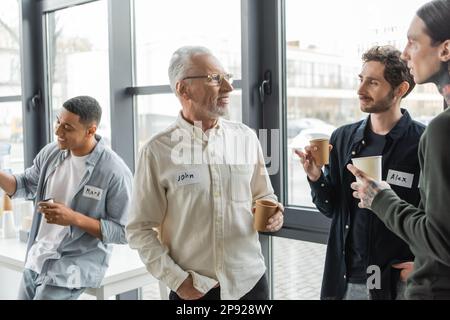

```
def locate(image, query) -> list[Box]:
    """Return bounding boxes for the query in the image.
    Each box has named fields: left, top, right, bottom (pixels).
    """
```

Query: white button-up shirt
left=126, top=113, right=277, bottom=299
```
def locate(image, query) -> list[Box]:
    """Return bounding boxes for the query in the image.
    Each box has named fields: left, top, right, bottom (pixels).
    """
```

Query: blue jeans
left=17, top=268, right=85, bottom=300
left=343, top=281, right=407, bottom=300
left=343, top=283, right=370, bottom=300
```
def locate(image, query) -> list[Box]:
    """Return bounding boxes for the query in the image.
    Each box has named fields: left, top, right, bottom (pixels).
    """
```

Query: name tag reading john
left=387, top=169, right=414, bottom=188
left=176, top=169, right=200, bottom=186
left=83, top=185, right=103, bottom=200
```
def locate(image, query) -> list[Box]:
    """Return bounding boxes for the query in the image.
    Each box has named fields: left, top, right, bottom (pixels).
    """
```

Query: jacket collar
left=353, top=108, right=412, bottom=143
left=59, top=134, right=105, bottom=168
left=85, top=134, right=105, bottom=166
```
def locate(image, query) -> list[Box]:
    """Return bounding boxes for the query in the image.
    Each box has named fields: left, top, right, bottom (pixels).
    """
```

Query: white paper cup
left=21, top=216, right=33, bottom=231
left=352, top=155, right=382, bottom=182
left=2, top=211, right=16, bottom=238
left=22, top=201, right=34, bottom=217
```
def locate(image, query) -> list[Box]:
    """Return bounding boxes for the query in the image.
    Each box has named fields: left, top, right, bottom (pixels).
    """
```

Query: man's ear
left=176, top=81, right=189, bottom=99
left=87, top=124, right=97, bottom=137
left=395, top=81, right=410, bottom=98
left=439, top=39, right=450, bottom=62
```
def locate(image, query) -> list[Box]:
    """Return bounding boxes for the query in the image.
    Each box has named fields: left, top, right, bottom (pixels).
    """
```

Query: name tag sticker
left=386, top=169, right=414, bottom=188
left=176, top=169, right=200, bottom=186
left=82, top=185, right=103, bottom=200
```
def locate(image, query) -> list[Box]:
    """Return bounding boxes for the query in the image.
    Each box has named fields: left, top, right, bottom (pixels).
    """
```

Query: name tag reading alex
left=82, top=185, right=103, bottom=200
left=176, top=169, right=200, bottom=186
left=386, top=169, right=414, bottom=188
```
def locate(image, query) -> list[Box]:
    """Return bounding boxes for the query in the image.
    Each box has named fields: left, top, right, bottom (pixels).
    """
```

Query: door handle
left=259, top=70, right=272, bottom=104
left=28, top=90, right=42, bottom=111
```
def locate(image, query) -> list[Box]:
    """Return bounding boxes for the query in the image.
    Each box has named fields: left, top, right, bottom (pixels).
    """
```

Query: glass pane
left=47, top=0, right=111, bottom=145
left=273, top=237, right=326, bottom=300
left=0, top=101, right=24, bottom=173
left=134, top=0, right=241, bottom=86
left=136, top=91, right=242, bottom=151
left=0, top=0, right=21, bottom=96
left=285, top=0, right=443, bottom=207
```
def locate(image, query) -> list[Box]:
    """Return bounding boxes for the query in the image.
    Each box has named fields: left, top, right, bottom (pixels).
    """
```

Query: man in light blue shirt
left=0, top=96, right=132, bottom=300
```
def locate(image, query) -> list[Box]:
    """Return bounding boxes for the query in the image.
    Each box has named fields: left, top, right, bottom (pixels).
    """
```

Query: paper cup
left=309, top=138, right=330, bottom=166
left=254, top=199, right=278, bottom=232
left=21, top=216, right=33, bottom=231
left=3, top=194, right=12, bottom=211
left=352, top=155, right=382, bottom=182
left=22, top=201, right=34, bottom=217
left=2, top=211, right=16, bottom=238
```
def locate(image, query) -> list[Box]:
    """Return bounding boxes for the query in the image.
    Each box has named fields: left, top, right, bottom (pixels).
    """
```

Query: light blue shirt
left=12, top=135, right=133, bottom=288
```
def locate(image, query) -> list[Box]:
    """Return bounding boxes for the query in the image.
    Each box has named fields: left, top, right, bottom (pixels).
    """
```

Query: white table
left=0, top=237, right=168, bottom=300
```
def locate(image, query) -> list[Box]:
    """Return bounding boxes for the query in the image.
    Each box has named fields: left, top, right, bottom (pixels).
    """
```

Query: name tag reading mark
left=83, top=185, right=103, bottom=200
left=176, top=170, right=200, bottom=186
left=386, top=169, right=414, bottom=188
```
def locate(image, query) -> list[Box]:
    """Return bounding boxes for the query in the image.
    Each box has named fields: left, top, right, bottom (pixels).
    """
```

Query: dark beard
left=361, top=89, right=395, bottom=114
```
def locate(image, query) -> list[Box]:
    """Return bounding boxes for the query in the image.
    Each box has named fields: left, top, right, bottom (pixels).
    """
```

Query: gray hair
left=168, top=46, right=213, bottom=96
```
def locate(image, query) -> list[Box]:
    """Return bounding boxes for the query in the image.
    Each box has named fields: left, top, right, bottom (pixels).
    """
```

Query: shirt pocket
left=73, top=193, right=103, bottom=219
left=230, top=164, right=253, bottom=203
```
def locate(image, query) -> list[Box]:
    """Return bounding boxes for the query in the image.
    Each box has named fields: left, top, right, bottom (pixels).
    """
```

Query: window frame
left=255, top=0, right=331, bottom=245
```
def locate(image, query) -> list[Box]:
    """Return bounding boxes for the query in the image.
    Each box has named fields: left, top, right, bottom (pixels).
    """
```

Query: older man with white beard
left=126, top=46, right=284, bottom=300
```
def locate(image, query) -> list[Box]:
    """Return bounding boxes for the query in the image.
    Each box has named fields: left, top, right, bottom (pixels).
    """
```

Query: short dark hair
left=362, top=45, right=415, bottom=98
left=62, top=96, right=102, bottom=126
left=417, top=0, right=450, bottom=46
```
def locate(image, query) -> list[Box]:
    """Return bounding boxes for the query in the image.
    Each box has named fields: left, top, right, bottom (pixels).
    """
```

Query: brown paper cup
left=254, top=199, right=278, bottom=232
left=309, top=138, right=330, bottom=166
left=3, top=194, right=13, bottom=211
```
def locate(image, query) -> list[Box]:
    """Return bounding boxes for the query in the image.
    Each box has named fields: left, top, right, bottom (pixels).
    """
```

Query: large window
left=0, top=0, right=23, bottom=173
left=284, top=0, right=443, bottom=207
left=0, top=0, right=21, bottom=96
left=46, top=0, right=111, bottom=144
left=0, top=102, right=24, bottom=173
left=134, top=0, right=241, bottom=86
left=133, top=0, right=242, bottom=148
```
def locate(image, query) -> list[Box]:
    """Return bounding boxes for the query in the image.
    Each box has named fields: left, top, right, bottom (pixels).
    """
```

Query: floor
left=273, top=237, right=326, bottom=300
left=140, top=237, right=327, bottom=300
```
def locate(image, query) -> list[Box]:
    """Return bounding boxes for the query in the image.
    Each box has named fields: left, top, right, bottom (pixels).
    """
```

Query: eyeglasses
left=182, top=73, right=233, bottom=86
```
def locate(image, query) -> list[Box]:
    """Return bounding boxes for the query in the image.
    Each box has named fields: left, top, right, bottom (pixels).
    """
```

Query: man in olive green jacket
left=347, top=0, right=450, bottom=299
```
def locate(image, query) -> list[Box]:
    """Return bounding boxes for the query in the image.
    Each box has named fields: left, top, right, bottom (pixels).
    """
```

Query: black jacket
left=308, top=109, right=425, bottom=299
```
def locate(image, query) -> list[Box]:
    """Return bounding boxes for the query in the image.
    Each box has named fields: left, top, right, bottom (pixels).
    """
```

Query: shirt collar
left=85, top=135, right=105, bottom=166
left=176, top=112, right=223, bottom=141
left=60, top=134, right=105, bottom=167
left=354, top=108, right=412, bottom=142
